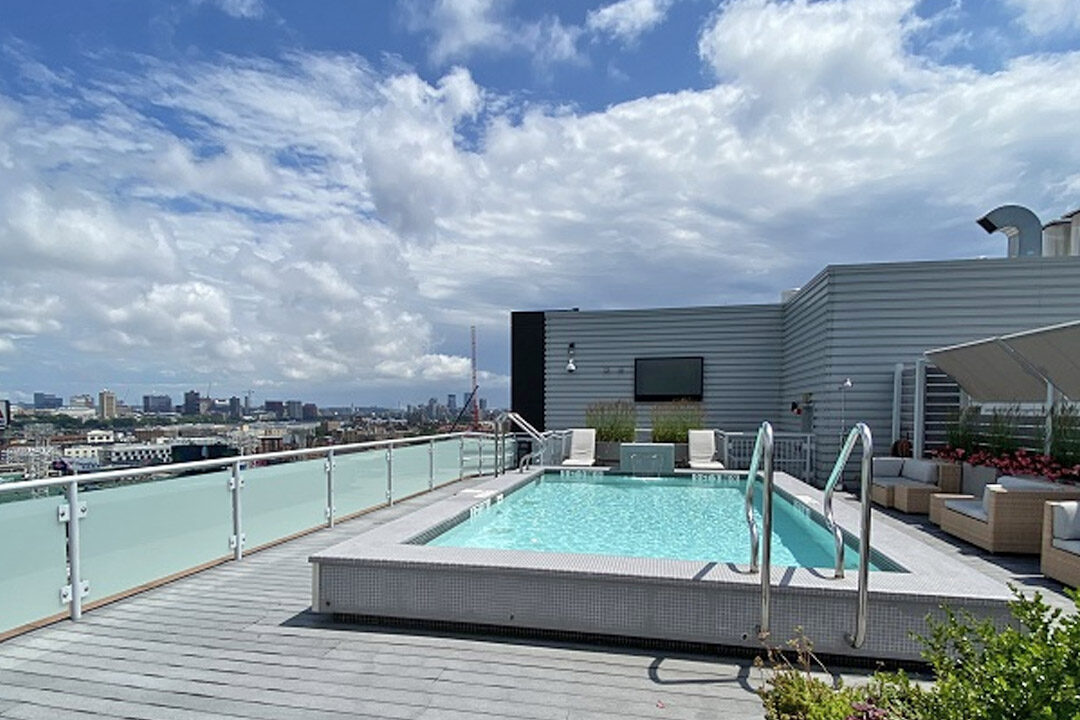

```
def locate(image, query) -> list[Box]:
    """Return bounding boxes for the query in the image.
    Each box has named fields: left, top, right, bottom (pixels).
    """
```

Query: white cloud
left=2, top=5, right=1080, bottom=404
left=1005, top=0, right=1080, bottom=36
left=698, top=0, right=929, bottom=101
left=586, top=0, right=674, bottom=42
left=404, top=0, right=584, bottom=69
left=197, top=0, right=265, bottom=19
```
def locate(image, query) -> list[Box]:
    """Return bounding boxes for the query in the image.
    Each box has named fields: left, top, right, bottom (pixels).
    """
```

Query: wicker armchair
left=938, top=477, right=1080, bottom=554
left=1041, top=501, right=1080, bottom=588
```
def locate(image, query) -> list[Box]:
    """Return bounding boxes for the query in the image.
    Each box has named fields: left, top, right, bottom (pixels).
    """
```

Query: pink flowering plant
left=933, top=446, right=1080, bottom=483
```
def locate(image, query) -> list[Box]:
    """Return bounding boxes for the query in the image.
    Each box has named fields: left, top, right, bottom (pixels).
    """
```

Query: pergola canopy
left=925, top=320, right=1080, bottom=403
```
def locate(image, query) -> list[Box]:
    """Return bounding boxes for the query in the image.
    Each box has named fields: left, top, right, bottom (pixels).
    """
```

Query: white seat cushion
left=1051, top=538, right=1080, bottom=555
left=872, top=457, right=904, bottom=478
left=945, top=498, right=988, bottom=522
left=997, top=475, right=1055, bottom=490
left=901, top=458, right=938, bottom=485
left=1052, top=501, right=1080, bottom=541
left=689, top=460, right=725, bottom=470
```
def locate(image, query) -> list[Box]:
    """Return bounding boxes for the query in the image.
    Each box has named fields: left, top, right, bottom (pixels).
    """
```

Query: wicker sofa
left=937, top=476, right=1080, bottom=554
left=870, top=457, right=961, bottom=513
left=1042, top=500, right=1080, bottom=588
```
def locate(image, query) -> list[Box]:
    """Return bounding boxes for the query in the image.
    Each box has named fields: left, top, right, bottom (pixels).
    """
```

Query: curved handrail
left=821, top=422, right=873, bottom=648
left=741, top=421, right=774, bottom=638
left=742, top=423, right=768, bottom=573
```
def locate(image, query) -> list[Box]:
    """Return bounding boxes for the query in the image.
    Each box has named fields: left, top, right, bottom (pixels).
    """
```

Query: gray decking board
left=0, top=476, right=768, bottom=720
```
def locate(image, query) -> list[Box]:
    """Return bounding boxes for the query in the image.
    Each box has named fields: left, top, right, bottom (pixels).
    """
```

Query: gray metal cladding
left=538, top=255, right=1080, bottom=483
left=544, top=305, right=784, bottom=431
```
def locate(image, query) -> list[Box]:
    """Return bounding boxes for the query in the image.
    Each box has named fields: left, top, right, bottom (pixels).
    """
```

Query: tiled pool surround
left=310, top=468, right=1014, bottom=661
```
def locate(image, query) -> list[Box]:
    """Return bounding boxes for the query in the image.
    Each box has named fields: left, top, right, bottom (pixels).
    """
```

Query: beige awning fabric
left=925, top=320, right=1080, bottom=403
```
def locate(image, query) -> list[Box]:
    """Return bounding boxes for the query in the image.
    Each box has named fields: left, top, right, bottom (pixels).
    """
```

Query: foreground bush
left=759, top=588, right=1080, bottom=720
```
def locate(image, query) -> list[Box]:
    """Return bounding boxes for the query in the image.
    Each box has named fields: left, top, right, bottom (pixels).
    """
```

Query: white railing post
left=386, top=443, right=394, bottom=506
left=230, top=460, right=244, bottom=561
left=64, top=479, right=86, bottom=621
left=428, top=439, right=435, bottom=490
left=913, top=358, right=927, bottom=458
left=325, top=448, right=335, bottom=528
left=459, top=437, right=464, bottom=479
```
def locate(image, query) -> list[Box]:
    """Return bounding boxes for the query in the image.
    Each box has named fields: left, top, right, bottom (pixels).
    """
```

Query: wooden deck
left=0, top=478, right=769, bottom=719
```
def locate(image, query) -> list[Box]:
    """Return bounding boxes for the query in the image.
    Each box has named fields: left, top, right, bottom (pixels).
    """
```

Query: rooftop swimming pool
left=424, top=471, right=899, bottom=571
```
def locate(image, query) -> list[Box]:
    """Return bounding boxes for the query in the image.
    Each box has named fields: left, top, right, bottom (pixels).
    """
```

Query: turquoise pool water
left=427, top=473, right=897, bottom=570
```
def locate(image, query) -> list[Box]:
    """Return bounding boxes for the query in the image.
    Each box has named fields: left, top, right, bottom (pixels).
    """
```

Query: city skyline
left=1, top=1, right=1079, bottom=406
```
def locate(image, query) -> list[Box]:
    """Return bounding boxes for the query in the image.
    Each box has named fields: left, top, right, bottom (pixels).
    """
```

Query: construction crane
left=470, top=325, right=480, bottom=430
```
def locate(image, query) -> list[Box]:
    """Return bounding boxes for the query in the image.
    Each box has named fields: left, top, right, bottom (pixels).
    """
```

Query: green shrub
left=584, top=400, right=636, bottom=442
left=757, top=588, right=1080, bottom=720
left=650, top=400, right=703, bottom=442
left=984, top=406, right=1021, bottom=456
left=1049, top=401, right=1080, bottom=468
left=945, top=405, right=980, bottom=454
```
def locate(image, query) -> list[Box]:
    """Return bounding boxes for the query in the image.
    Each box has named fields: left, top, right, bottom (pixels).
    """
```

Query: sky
left=0, top=0, right=1078, bottom=409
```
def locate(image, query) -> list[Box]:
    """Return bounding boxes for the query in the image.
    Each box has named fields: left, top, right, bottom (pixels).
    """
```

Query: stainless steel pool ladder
left=497, top=412, right=549, bottom=473
left=742, top=420, right=774, bottom=638
left=822, top=422, right=873, bottom=648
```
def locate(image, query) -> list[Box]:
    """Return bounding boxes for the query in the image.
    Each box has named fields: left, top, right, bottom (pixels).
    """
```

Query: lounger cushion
left=946, top=498, right=988, bottom=522
left=1052, top=502, right=1080, bottom=541
left=873, top=457, right=904, bottom=478
left=997, top=475, right=1054, bottom=490
left=689, top=460, right=725, bottom=470
left=901, top=458, right=938, bottom=485
left=1051, top=538, right=1080, bottom=555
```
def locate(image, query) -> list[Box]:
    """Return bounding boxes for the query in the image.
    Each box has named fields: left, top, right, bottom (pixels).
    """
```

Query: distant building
left=143, top=394, right=173, bottom=414
left=301, top=403, right=318, bottom=421
left=447, top=394, right=457, bottom=411
left=63, top=445, right=102, bottom=462
left=87, top=430, right=115, bottom=444
left=479, top=398, right=488, bottom=411
left=228, top=396, right=242, bottom=419
left=69, top=394, right=94, bottom=408
left=105, top=444, right=171, bottom=466
left=33, top=392, right=63, bottom=410
left=265, top=400, right=284, bottom=419
left=182, top=390, right=200, bottom=416
left=285, top=400, right=303, bottom=420
left=98, top=390, right=117, bottom=420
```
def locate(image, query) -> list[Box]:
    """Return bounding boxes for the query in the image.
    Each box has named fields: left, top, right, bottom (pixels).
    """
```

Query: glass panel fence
left=242, top=458, right=326, bottom=549
left=390, top=442, right=431, bottom=501
left=80, top=470, right=233, bottom=604
left=0, top=494, right=70, bottom=636
left=433, top=438, right=462, bottom=487
left=335, top=447, right=389, bottom=517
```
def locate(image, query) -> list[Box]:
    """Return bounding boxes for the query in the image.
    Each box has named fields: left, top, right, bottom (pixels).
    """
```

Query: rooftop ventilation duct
left=976, top=204, right=1043, bottom=257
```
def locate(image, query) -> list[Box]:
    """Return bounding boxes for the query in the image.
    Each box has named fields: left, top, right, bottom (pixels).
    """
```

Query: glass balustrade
left=242, top=458, right=327, bottom=549
left=389, top=442, right=431, bottom=501
left=0, top=494, right=70, bottom=636
left=335, top=447, right=389, bottom=517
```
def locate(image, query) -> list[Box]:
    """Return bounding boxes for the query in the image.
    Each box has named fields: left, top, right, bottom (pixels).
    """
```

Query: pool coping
left=309, top=467, right=1014, bottom=661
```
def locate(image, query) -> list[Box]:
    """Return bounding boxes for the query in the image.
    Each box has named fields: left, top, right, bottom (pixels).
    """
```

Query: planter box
left=962, top=462, right=1001, bottom=496
left=595, top=441, right=622, bottom=466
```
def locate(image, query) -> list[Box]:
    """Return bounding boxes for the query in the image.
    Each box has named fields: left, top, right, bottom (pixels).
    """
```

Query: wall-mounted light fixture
left=839, top=377, right=853, bottom=430
left=566, top=343, right=576, bottom=373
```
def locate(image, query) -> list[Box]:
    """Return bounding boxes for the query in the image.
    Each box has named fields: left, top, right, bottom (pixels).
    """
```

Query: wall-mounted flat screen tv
left=634, top=356, right=704, bottom=401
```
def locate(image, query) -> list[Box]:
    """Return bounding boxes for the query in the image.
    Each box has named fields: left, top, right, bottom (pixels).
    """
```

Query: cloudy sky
left=0, top=0, right=1078, bottom=409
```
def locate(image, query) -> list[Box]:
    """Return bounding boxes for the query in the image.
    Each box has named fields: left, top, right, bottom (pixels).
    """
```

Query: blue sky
left=0, top=0, right=1078, bottom=408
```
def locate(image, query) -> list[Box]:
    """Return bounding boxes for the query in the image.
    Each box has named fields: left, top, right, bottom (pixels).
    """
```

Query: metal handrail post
left=386, top=444, right=394, bottom=506
left=759, top=422, right=774, bottom=638
left=743, top=428, right=764, bottom=574
left=823, top=427, right=862, bottom=579
left=477, top=437, right=483, bottom=476
left=852, top=424, right=873, bottom=649
left=230, top=460, right=243, bottom=561
left=325, top=448, right=335, bottom=528
left=459, top=437, right=464, bottom=479
left=66, top=480, right=83, bottom=621
left=428, top=439, right=435, bottom=490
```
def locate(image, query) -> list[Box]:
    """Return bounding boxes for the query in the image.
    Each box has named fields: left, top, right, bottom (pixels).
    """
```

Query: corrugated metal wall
left=537, top=255, right=1080, bottom=484
left=544, top=305, right=784, bottom=431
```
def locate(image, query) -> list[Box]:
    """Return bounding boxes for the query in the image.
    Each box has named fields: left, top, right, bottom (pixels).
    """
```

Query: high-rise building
left=285, top=400, right=303, bottom=420
left=69, top=394, right=94, bottom=408
left=302, top=403, right=318, bottom=421
left=33, top=392, right=63, bottom=410
left=143, top=394, right=173, bottom=413
left=479, top=398, right=488, bottom=411
left=98, top=390, right=117, bottom=420
left=182, top=390, right=200, bottom=416
left=228, top=396, right=242, bottom=419
left=447, top=394, right=457, bottom=411
left=264, top=400, right=284, bottom=419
